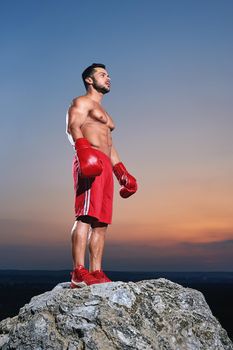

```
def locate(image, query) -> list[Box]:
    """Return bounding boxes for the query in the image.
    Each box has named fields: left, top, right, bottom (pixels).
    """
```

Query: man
left=66, top=63, right=137, bottom=288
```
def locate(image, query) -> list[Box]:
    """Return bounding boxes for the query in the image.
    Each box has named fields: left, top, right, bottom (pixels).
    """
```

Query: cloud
left=103, top=239, right=233, bottom=271
left=0, top=218, right=232, bottom=270
left=180, top=239, right=233, bottom=250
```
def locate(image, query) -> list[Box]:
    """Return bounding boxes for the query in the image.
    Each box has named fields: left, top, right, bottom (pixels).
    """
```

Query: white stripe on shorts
left=84, top=178, right=91, bottom=215
left=75, top=154, right=91, bottom=216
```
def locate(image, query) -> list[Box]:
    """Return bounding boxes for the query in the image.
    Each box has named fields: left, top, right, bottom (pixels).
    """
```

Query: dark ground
left=0, top=270, right=232, bottom=341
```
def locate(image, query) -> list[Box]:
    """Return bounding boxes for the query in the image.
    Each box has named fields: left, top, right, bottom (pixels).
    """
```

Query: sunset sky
left=0, top=0, right=233, bottom=270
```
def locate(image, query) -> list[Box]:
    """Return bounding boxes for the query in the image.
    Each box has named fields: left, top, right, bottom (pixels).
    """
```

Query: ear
left=85, top=76, right=93, bottom=85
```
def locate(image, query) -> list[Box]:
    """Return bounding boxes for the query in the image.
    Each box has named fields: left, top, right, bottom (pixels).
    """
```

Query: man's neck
left=85, top=90, right=103, bottom=104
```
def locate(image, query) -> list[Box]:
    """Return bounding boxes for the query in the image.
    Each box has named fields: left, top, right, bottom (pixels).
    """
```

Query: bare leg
left=71, top=217, right=92, bottom=268
left=88, top=222, right=108, bottom=272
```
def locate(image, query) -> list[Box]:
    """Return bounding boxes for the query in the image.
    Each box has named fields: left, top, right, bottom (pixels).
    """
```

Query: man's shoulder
left=71, top=95, right=92, bottom=108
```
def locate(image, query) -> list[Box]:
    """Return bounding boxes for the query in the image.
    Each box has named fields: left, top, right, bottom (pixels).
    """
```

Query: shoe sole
left=70, top=279, right=87, bottom=289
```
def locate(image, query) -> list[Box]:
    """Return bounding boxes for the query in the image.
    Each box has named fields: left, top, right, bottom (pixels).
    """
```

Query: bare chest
left=86, top=106, right=115, bottom=131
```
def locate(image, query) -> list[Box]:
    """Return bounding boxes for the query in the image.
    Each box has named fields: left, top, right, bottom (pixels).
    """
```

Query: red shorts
left=72, top=149, right=114, bottom=224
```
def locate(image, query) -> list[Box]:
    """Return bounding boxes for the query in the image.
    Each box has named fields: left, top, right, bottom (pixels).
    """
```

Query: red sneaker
left=90, top=269, right=112, bottom=283
left=70, top=265, right=101, bottom=289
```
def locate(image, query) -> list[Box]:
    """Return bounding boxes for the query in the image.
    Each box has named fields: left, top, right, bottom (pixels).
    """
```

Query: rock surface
left=0, top=278, right=232, bottom=350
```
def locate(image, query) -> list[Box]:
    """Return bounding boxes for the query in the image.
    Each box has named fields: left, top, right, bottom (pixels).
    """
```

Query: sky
left=0, top=0, right=233, bottom=271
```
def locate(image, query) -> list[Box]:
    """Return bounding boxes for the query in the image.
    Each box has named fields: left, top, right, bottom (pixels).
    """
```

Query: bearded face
left=91, top=76, right=110, bottom=94
left=89, top=68, right=111, bottom=94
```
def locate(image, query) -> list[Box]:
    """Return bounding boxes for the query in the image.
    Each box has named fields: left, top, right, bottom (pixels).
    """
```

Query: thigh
left=77, top=215, right=98, bottom=225
left=91, top=221, right=108, bottom=229
left=71, top=217, right=91, bottom=238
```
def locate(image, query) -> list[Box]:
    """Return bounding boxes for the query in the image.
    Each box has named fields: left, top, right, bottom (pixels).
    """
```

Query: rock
left=0, top=278, right=232, bottom=349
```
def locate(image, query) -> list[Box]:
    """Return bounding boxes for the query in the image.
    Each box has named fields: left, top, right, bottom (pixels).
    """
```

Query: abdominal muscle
left=81, top=122, right=112, bottom=158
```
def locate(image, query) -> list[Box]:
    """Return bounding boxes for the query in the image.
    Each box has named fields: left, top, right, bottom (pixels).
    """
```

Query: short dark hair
left=82, top=63, right=106, bottom=90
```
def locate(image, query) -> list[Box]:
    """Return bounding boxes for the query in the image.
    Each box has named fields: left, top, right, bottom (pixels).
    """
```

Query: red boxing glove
left=75, top=138, right=103, bottom=178
left=113, top=162, right=137, bottom=198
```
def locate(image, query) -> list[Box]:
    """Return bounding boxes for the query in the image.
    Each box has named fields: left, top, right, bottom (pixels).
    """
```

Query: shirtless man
left=66, top=63, right=137, bottom=288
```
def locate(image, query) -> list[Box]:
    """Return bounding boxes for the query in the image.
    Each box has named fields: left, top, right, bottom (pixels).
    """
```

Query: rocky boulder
left=0, top=278, right=232, bottom=349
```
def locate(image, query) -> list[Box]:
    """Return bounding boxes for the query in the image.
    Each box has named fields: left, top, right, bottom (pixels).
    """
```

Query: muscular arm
left=110, top=144, right=121, bottom=166
left=67, top=97, right=103, bottom=178
left=67, top=97, right=89, bottom=143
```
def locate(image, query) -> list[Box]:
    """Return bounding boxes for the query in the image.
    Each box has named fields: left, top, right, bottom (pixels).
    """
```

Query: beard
left=92, top=78, right=110, bottom=94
